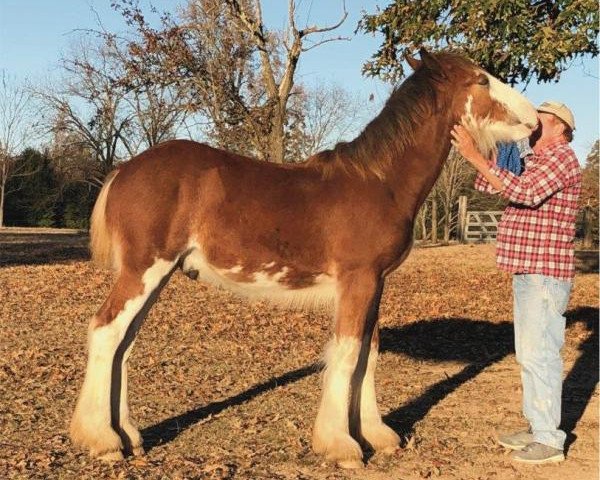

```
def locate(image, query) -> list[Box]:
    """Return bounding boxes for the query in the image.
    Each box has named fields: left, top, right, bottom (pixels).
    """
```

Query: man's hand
left=451, top=124, right=505, bottom=192
left=450, top=125, right=487, bottom=169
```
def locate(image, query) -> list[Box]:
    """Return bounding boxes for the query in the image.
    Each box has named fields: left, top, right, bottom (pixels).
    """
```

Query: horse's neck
left=384, top=110, right=454, bottom=217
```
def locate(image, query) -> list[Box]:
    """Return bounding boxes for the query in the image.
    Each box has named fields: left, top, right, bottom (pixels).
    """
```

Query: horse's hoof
left=98, top=450, right=124, bottom=462
left=132, top=446, right=145, bottom=457
left=380, top=445, right=400, bottom=455
left=337, top=459, right=364, bottom=469
left=362, top=421, right=401, bottom=453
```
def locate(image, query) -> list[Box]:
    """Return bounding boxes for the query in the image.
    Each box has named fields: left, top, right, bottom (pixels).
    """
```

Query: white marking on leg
left=119, top=340, right=143, bottom=454
left=313, top=336, right=363, bottom=462
left=70, top=322, right=124, bottom=456
left=360, top=348, right=380, bottom=425
left=71, top=258, right=175, bottom=457
left=359, top=349, right=400, bottom=452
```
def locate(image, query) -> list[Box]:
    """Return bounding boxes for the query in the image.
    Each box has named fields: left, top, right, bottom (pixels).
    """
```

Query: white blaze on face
left=461, top=73, right=538, bottom=155
left=485, top=72, right=538, bottom=141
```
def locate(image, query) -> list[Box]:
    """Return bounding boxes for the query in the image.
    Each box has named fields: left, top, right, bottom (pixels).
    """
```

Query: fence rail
left=462, top=210, right=503, bottom=242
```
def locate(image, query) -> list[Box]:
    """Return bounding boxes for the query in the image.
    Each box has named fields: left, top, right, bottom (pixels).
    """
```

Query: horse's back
left=104, top=140, right=228, bottom=266
left=102, top=139, right=327, bottom=270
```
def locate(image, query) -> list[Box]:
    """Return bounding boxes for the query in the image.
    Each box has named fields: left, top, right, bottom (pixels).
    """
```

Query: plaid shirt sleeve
left=474, top=156, right=500, bottom=194
left=490, top=148, right=576, bottom=207
left=474, top=172, right=499, bottom=194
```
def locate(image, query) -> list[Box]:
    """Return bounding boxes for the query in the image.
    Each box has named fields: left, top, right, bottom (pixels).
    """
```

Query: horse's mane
left=313, top=53, right=472, bottom=180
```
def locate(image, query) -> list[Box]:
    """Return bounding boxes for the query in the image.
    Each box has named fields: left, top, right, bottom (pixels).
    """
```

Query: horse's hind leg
left=70, top=258, right=176, bottom=460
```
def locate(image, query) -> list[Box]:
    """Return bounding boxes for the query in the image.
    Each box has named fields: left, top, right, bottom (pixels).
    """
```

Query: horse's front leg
left=312, top=269, right=383, bottom=468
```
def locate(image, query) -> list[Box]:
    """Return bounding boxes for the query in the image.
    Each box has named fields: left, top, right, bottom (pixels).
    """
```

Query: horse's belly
left=182, top=249, right=336, bottom=309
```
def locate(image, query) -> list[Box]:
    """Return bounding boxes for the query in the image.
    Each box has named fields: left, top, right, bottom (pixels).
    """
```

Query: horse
left=70, top=49, right=537, bottom=468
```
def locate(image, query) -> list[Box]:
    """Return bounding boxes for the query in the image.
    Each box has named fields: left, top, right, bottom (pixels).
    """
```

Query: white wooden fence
left=462, top=210, right=503, bottom=242
left=455, top=195, right=503, bottom=243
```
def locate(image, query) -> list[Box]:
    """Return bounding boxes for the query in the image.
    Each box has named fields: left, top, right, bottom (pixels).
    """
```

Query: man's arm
left=474, top=171, right=498, bottom=194
left=474, top=153, right=500, bottom=194
left=450, top=126, right=505, bottom=192
left=451, top=125, right=576, bottom=207
left=489, top=151, right=576, bottom=206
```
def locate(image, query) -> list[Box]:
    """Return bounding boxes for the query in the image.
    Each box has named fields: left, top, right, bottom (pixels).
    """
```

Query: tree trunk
left=0, top=180, right=5, bottom=228
left=457, top=195, right=468, bottom=243
left=443, top=217, right=450, bottom=243
left=430, top=197, right=438, bottom=244
left=583, top=206, right=594, bottom=249
left=268, top=114, right=285, bottom=163
left=442, top=202, right=451, bottom=244
left=0, top=167, right=6, bottom=228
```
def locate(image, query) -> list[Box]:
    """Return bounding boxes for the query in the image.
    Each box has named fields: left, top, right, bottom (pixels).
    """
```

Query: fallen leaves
left=0, top=234, right=597, bottom=480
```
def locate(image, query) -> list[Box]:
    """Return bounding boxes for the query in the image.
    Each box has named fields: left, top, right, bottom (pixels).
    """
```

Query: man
left=451, top=101, right=582, bottom=464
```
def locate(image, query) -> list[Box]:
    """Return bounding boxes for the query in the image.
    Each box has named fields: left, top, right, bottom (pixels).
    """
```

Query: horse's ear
left=419, top=48, right=444, bottom=74
left=405, top=52, right=422, bottom=71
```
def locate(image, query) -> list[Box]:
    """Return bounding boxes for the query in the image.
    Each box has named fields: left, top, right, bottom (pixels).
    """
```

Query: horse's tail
left=349, top=281, right=384, bottom=445
left=90, top=170, right=119, bottom=270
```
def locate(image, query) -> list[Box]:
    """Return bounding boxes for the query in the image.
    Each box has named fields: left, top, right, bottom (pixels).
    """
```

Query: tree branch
left=302, top=35, right=351, bottom=52
left=298, top=1, right=347, bottom=38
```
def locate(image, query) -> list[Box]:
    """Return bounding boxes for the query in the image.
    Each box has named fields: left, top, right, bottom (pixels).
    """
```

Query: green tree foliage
left=358, top=0, right=599, bottom=84
left=578, top=140, right=599, bottom=246
left=4, top=149, right=56, bottom=226
left=4, top=148, right=95, bottom=228
left=580, top=139, right=599, bottom=210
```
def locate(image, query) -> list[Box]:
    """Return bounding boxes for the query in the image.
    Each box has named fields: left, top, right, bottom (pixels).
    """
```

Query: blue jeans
left=513, top=274, right=572, bottom=450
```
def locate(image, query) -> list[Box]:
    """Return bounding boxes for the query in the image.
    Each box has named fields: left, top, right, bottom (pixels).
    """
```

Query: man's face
left=529, top=112, right=565, bottom=147
left=538, top=112, right=565, bottom=139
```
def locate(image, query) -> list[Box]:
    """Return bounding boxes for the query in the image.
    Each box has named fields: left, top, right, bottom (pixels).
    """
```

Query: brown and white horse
left=70, top=50, right=537, bottom=468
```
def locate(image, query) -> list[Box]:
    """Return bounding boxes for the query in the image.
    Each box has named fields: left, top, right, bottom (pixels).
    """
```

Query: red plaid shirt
left=475, top=140, right=581, bottom=280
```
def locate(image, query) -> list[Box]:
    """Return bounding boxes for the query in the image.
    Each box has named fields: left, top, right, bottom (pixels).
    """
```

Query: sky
left=0, top=0, right=598, bottom=163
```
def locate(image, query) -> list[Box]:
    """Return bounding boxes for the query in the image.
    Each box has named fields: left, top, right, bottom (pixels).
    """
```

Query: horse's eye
left=477, top=74, right=490, bottom=86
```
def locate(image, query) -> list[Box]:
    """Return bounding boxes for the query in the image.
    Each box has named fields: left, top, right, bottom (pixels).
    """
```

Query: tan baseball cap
left=537, top=101, right=575, bottom=130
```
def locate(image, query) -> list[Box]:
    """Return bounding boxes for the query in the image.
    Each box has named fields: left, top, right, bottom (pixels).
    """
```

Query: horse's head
left=407, top=49, right=538, bottom=156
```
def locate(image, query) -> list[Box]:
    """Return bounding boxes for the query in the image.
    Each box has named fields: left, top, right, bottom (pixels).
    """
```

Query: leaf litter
left=0, top=234, right=597, bottom=480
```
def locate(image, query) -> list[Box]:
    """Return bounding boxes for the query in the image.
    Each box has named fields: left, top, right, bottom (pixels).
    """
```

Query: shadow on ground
left=0, top=231, right=90, bottom=266
left=142, top=306, right=598, bottom=453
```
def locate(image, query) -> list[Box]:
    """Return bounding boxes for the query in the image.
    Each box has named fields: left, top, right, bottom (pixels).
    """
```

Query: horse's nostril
left=525, top=121, right=538, bottom=130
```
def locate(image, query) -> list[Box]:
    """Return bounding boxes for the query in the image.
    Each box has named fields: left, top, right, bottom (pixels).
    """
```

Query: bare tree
left=295, top=82, right=365, bottom=159
left=0, top=72, right=38, bottom=227
left=124, top=83, right=189, bottom=148
left=415, top=201, right=428, bottom=241
left=430, top=196, right=438, bottom=243
left=101, top=31, right=191, bottom=150
left=225, top=0, right=348, bottom=162
left=434, top=149, right=472, bottom=243
left=114, top=0, right=349, bottom=163
left=37, top=39, right=134, bottom=188
left=48, top=114, right=99, bottom=188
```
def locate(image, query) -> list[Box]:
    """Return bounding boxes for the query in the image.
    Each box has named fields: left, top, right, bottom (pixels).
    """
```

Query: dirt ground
left=0, top=229, right=597, bottom=480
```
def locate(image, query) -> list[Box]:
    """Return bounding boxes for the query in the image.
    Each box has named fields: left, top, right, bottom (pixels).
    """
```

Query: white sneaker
left=510, top=442, right=565, bottom=464
left=497, top=430, right=534, bottom=451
